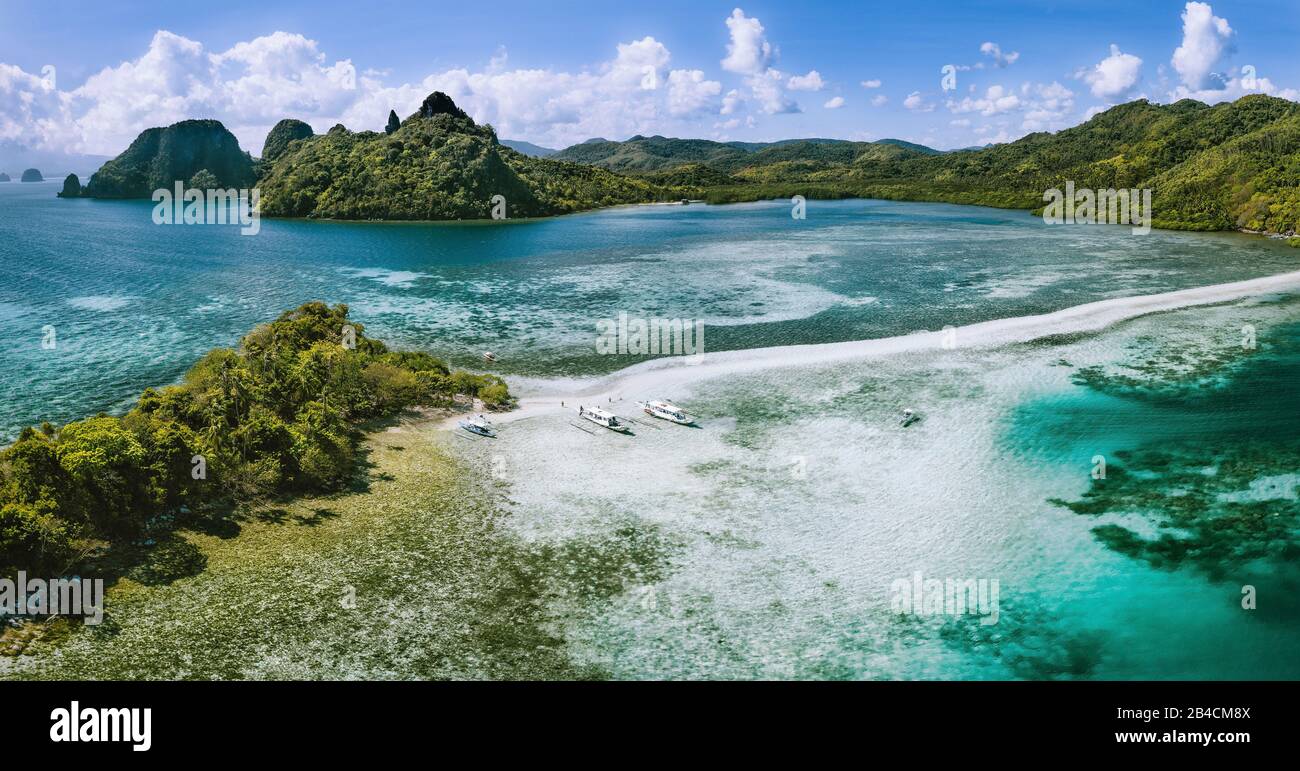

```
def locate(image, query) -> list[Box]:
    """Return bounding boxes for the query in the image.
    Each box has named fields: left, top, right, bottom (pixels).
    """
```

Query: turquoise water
left=3, top=181, right=1299, bottom=440
left=472, top=296, right=1300, bottom=679
left=2, top=183, right=1298, bottom=679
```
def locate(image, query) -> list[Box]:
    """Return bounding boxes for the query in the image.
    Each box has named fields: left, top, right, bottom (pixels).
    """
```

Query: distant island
left=20, top=168, right=43, bottom=182
left=0, top=172, right=9, bottom=182
left=57, top=174, right=82, bottom=198
left=64, top=91, right=1300, bottom=238
left=500, top=139, right=559, bottom=158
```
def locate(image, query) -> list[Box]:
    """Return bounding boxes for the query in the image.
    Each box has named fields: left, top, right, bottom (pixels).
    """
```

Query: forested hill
left=553, top=95, right=1300, bottom=236
left=256, top=92, right=666, bottom=220
left=62, top=91, right=1300, bottom=235
left=551, top=135, right=940, bottom=174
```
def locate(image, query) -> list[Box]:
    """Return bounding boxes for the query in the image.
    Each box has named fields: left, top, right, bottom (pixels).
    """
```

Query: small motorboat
left=458, top=414, right=497, bottom=437
left=636, top=399, right=694, bottom=425
left=900, top=408, right=922, bottom=428
left=482, top=351, right=498, bottom=363
left=578, top=405, right=630, bottom=433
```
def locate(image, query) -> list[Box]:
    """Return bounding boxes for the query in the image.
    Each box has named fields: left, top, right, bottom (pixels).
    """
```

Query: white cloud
left=1171, top=2, right=1233, bottom=90
left=947, top=84, right=1021, bottom=116
left=823, top=96, right=845, bottom=109
left=720, top=88, right=743, bottom=115
left=787, top=70, right=824, bottom=91
left=942, top=80, right=1075, bottom=137
left=979, top=42, right=1020, bottom=68
left=860, top=79, right=881, bottom=89
left=871, top=94, right=888, bottom=107
left=667, top=69, right=723, bottom=116
left=717, top=9, right=808, bottom=116
left=903, top=91, right=934, bottom=112
left=1078, top=44, right=1143, bottom=100
left=0, top=62, right=73, bottom=149
left=721, top=8, right=772, bottom=75
left=747, top=68, right=800, bottom=114
left=0, top=29, right=733, bottom=156
left=1020, top=81, right=1075, bottom=130
left=1168, top=66, right=1299, bottom=104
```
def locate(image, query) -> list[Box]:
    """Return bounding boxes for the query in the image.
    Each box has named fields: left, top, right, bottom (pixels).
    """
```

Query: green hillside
left=257, top=92, right=667, bottom=220
left=82, top=119, right=256, bottom=198
left=66, top=91, right=1300, bottom=236
left=550, top=134, right=939, bottom=175
left=564, top=95, right=1300, bottom=236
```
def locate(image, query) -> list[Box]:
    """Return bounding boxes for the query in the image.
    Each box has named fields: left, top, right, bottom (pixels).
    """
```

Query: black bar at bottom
left=2, top=680, right=1290, bottom=757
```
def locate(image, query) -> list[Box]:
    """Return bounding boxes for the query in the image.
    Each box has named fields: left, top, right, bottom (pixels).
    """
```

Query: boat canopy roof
left=585, top=407, right=617, bottom=419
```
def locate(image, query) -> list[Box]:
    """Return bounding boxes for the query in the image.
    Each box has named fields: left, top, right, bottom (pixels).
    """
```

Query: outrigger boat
left=458, top=414, right=497, bottom=437
left=482, top=351, right=498, bottom=363
left=899, top=408, right=921, bottom=428
left=636, top=399, right=694, bottom=425
left=577, top=405, right=630, bottom=433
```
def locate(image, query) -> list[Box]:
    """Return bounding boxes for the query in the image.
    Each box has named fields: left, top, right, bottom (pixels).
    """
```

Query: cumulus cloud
left=747, top=68, right=800, bottom=114
left=720, top=88, right=743, bottom=115
left=787, top=70, right=824, bottom=91
left=1078, top=44, right=1143, bottom=100
left=0, top=62, right=72, bottom=148
left=0, top=29, right=728, bottom=156
left=823, top=96, right=845, bottom=109
left=903, top=91, right=934, bottom=112
left=871, top=94, right=888, bottom=107
left=721, top=8, right=772, bottom=75
left=1171, top=2, right=1233, bottom=90
left=667, top=69, right=723, bottom=116
left=1160, top=4, right=1298, bottom=103
left=947, top=84, right=1021, bottom=116
left=1168, top=65, right=1299, bottom=104
left=717, top=9, right=808, bottom=116
left=979, top=42, right=1020, bottom=68
left=943, top=80, right=1076, bottom=138
left=1019, top=81, right=1076, bottom=131
left=1, top=8, right=838, bottom=157
left=860, top=79, right=881, bottom=89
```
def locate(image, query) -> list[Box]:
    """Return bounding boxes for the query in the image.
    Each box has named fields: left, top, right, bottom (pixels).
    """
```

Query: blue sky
left=1, top=0, right=1298, bottom=156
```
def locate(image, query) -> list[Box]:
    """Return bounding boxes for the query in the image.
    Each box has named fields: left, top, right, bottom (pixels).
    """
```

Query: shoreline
left=47, top=184, right=1300, bottom=242
left=449, top=268, right=1300, bottom=431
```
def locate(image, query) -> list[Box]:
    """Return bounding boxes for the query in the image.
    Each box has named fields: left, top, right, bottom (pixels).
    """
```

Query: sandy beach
left=452, top=268, right=1300, bottom=430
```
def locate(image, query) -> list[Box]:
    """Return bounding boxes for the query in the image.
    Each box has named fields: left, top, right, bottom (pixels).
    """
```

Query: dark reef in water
left=1050, top=321, right=1300, bottom=582
left=1051, top=443, right=1300, bottom=580
left=939, top=605, right=1107, bottom=680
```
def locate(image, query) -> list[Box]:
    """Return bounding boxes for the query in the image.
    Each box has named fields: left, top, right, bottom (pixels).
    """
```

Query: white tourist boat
left=458, top=414, right=496, bottom=437
left=578, top=405, right=630, bottom=433
left=899, top=408, right=921, bottom=428
left=482, top=351, right=498, bottom=363
left=636, top=399, right=694, bottom=425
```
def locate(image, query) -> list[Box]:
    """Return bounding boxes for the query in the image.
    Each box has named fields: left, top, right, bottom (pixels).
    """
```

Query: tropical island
left=20, top=168, right=42, bottom=182
left=61, top=90, right=1300, bottom=239
left=0, top=302, right=510, bottom=608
